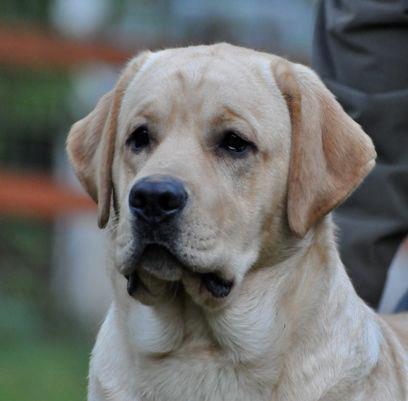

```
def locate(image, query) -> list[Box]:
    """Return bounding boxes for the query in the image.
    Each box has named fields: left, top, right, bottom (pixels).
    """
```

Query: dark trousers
left=313, top=0, right=408, bottom=308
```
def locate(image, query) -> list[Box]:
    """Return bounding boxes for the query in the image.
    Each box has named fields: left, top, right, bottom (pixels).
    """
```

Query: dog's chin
left=123, top=243, right=235, bottom=302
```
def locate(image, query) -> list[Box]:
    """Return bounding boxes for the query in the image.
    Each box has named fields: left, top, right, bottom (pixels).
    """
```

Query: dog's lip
left=121, top=242, right=186, bottom=277
left=125, top=272, right=140, bottom=296
left=122, top=243, right=234, bottom=298
left=200, top=272, right=234, bottom=298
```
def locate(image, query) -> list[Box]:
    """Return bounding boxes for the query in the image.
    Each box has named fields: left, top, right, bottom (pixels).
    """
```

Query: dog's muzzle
left=125, top=174, right=234, bottom=299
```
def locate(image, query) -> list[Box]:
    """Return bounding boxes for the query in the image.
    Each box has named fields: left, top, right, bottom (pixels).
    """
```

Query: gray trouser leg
left=312, top=0, right=408, bottom=308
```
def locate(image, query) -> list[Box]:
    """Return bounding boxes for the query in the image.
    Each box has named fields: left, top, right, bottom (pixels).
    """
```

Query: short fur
left=66, top=44, right=407, bottom=401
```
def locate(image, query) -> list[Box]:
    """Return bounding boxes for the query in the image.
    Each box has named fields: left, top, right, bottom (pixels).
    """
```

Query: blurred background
left=0, top=1, right=316, bottom=399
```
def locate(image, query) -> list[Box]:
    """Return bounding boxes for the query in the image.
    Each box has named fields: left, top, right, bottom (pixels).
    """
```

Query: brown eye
left=219, top=131, right=251, bottom=154
left=126, top=125, right=150, bottom=152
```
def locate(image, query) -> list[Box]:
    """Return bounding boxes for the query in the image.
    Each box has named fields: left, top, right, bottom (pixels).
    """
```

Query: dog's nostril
left=159, top=191, right=182, bottom=211
left=131, top=191, right=146, bottom=209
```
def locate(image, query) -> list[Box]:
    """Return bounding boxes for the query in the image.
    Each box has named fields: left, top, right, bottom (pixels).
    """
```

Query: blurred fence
left=0, top=1, right=315, bottom=400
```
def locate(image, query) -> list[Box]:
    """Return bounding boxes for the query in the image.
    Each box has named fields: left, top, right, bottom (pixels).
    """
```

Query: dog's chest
left=123, top=302, right=278, bottom=401
left=135, top=353, right=273, bottom=401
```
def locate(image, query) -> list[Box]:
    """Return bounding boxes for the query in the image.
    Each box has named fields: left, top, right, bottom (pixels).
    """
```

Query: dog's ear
left=66, top=52, right=150, bottom=228
left=272, top=61, right=376, bottom=237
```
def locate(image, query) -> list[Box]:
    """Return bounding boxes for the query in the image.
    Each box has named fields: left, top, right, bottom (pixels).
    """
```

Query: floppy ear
left=272, top=61, right=376, bottom=237
left=66, top=52, right=150, bottom=228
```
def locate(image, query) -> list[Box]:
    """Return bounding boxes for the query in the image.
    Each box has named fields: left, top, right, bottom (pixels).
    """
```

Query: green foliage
left=0, top=218, right=52, bottom=303
left=0, top=338, right=89, bottom=401
left=0, top=0, right=52, bottom=24
left=0, top=68, right=71, bottom=169
left=0, top=68, right=71, bottom=139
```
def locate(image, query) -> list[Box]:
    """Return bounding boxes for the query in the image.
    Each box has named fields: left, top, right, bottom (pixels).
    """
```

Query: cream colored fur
left=66, top=44, right=407, bottom=401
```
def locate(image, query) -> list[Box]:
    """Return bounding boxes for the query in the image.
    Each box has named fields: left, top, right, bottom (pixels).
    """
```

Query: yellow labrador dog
left=67, top=44, right=407, bottom=401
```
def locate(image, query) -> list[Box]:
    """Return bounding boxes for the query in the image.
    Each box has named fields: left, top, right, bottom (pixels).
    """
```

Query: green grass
left=0, top=338, right=90, bottom=401
left=0, top=217, right=92, bottom=400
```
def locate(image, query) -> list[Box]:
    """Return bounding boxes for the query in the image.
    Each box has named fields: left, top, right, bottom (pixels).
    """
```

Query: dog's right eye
left=126, top=125, right=150, bottom=152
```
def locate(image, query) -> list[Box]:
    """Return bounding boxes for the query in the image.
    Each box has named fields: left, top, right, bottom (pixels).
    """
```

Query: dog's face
left=67, top=44, right=375, bottom=309
left=112, top=47, right=293, bottom=308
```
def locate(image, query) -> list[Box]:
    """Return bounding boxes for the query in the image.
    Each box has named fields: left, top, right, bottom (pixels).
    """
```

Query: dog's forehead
left=140, top=44, right=268, bottom=82
left=122, top=45, right=280, bottom=115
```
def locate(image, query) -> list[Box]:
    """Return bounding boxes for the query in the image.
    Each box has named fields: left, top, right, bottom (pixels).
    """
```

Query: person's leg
left=312, top=0, right=408, bottom=308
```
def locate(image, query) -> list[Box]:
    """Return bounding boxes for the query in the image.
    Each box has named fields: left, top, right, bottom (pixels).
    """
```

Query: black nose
left=129, top=175, right=188, bottom=223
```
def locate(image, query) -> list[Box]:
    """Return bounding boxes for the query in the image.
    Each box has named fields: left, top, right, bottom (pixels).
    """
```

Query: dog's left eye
left=219, top=131, right=251, bottom=154
left=126, top=125, right=150, bottom=152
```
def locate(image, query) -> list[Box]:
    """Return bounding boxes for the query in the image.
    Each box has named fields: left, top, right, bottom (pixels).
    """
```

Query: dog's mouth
left=124, top=244, right=234, bottom=299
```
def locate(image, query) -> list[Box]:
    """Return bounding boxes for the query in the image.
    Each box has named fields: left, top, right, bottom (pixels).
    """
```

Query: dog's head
left=67, top=44, right=375, bottom=309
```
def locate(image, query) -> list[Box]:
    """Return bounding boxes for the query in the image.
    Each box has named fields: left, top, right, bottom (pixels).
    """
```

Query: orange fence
left=0, top=24, right=133, bottom=69
left=0, top=23, right=139, bottom=217
left=0, top=171, right=95, bottom=219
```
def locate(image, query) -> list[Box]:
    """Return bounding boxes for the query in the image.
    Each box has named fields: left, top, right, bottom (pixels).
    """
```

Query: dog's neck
left=111, top=217, right=381, bottom=400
